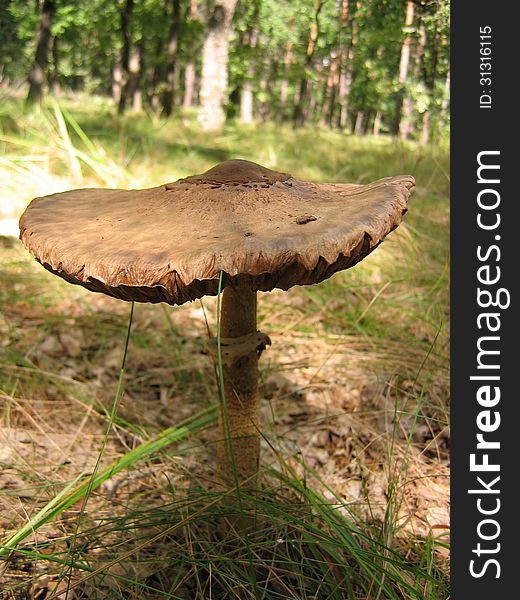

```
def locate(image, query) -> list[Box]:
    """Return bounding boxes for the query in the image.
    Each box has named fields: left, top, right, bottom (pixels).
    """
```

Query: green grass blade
left=0, top=407, right=217, bottom=558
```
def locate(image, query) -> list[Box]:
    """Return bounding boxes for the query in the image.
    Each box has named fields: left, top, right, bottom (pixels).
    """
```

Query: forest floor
left=0, top=90, right=450, bottom=599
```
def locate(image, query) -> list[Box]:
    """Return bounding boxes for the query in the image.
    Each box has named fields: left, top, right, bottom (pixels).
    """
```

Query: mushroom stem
left=217, top=283, right=260, bottom=487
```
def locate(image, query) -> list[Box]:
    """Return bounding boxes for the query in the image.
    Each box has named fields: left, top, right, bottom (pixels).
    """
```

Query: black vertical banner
left=451, top=2, right=516, bottom=598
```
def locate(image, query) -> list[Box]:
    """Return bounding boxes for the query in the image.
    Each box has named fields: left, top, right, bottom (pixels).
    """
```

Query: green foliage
left=0, top=0, right=39, bottom=80
left=1, top=0, right=450, bottom=141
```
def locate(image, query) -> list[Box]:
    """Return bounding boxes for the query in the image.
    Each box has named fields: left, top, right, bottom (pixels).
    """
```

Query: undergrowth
left=0, top=90, right=449, bottom=598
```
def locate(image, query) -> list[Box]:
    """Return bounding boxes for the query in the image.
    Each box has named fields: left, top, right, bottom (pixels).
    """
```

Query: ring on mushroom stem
left=19, top=159, right=415, bottom=490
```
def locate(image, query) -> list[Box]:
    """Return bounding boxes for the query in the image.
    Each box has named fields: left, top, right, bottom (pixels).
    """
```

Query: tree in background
left=117, top=0, right=134, bottom=114
left=392, top=0, right=414, bottom=137
left=161, top=0, right=181, bottom=116
left=1, top=0, right=449, bottom=142
left=293, top=0, right=324, bottom=127
left=198, top=0, right=238, bottom=130
left=237, top=2, right=260, bottom=124
left=419, top=0, right=450, bottom=143
left=26, top=0, right=56, bottom=105
left=182, top=0, right=201, bottom=108
left=337, top=0, right=353, bottom=129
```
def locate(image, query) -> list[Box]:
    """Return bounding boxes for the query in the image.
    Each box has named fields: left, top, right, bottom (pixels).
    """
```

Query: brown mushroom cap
left=19, top=159, right=415, bottom=305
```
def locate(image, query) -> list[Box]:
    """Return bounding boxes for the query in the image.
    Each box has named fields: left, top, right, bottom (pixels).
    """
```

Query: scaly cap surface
left=19, top=159, right=415, bottom=305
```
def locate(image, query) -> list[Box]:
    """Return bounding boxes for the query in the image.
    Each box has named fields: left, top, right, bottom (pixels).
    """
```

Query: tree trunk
left=294, top=72, right=310, bottom=127
left=329, top=60, right=340, bottom=128
left=240, top=28, right=258, bottom=124
left=338, top=0, right=353, bottom=129
left=400, top=97, right=414, bottom=140
left=403, top=15, right=426, bottom=140
left=293, top=0, right=324, bottom=127
left=148, top=39, right=164, bottom=113
left=240, top=81, right=254, bottom=124
left=308, top=78, right=319, bottom=122
left=257, top=71, right=268, bottom=122
left=392, top=0, right=414, bottom=137
left=183, top=63, right=196, bottom=108
left=258, top=43, right=276, bottom=122
left=373, top=110, right=382, bottom=136
left=182, top=0, right=199, bottom=109
left=354, top=110, right=364, bottom=135
left=420, top=16, right=441, bottom=144
left=437, top=69, right=450, bottom=139
left=26, top=0, right=55, bottom=105
left=119, top=45, right=142, bottom=113
left=320, top=50, right=339, bottom=127
left=278, top=39, right=293, bottom=120
left=49, top=35, right=60, bottom=96
left=198, top=0, right=238, bottom=131
left=117, top=0, right=134, bottom=115
left=420, top=110, right=431, bottom=145
left=131, top=43, right=144, bottom=112
left=112, top=57, right=123, bottom=105
left=162, top=0, right=181, bottom=116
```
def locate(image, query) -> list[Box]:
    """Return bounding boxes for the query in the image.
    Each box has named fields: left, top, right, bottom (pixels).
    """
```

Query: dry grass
left=0, top=90, right=449, bottom=598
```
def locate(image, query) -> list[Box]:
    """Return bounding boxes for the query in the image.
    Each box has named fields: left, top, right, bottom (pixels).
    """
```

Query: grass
left=0, top=89, right=449, bottom=598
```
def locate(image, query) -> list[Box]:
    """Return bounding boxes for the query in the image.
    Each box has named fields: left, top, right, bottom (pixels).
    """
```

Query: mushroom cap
left=19, top=159, right=414, bottom=305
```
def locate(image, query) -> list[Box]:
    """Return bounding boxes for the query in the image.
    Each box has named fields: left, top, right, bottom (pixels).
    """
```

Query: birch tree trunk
left=354, top=110, right=364, bottom=135
left=392, top=0, right=414, bottom=137
left=373, top=110, right=382, bottom=136
left=402, top=13, right=425, bottom=140
left=131, top=44, right=144, bottom=112
left=240, top=82, right=253, bottom=123
left=420, top=17, right=440, bottom=144
left=240, top=29, right=258, bottom=124
left=198, top=0, right=238, bottom=131
left=183, top=63, right=196, bottom=108
left=112, top=57, right=122, bottom=105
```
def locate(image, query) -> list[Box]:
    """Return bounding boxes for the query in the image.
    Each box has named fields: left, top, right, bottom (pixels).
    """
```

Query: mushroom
left=19, top=159, right=414, bottom=488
